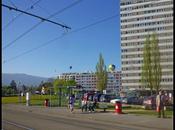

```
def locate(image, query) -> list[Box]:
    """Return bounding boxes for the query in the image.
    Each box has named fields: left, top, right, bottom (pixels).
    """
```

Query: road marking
left=2, top=120, right=34, bottom=130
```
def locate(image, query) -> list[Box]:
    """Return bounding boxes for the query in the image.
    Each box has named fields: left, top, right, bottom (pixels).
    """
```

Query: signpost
left=58, top=87, right=62, bottom=107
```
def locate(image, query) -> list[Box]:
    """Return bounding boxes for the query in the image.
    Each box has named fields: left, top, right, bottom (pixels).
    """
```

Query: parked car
left=88, top=94, right=94, bottom=101
left=137, top=96, right=147, bottom=105
left=110, top=97, right=127, bottom=104
left=35, top=91, right=41, bottom=95
left=99, top=94, right=112, bottom=102
left=126, top=96, right=139, bottom=104
left=110, top=98, right=120, bottom=104
left=121, top=97, right=128, bottom=104
left=93, top=93, right=103, bottom=102
left=143, top=95, right=156, bottom=110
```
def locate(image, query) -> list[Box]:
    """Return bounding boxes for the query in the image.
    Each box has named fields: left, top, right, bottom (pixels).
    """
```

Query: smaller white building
left=58, top=71, right=122, bottom=95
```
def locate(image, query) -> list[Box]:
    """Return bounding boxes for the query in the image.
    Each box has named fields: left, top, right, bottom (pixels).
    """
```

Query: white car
left=110, top=99, right=121, bottom=104
left=110, top=97, right=127, bottom=104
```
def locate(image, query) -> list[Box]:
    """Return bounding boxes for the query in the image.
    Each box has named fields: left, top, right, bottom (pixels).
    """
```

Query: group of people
left=68, top=94, right=97, bottom=113
left=81, top=98, right=97, bottom=112
left=156, top=90, right=169, bottom=118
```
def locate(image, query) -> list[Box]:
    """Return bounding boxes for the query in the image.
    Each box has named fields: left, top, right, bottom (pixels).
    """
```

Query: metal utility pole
left=18, top=82, right=21, bottom=104
left=50, top=87, right=53, bottom=107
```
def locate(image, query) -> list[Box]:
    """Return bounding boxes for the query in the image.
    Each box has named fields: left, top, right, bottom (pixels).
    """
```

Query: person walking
left=81, top=98, right=87, bottom=112
left=164, top=91, right=169, bottom=117
left=156, top=90, right=166, bottom=118
left=91, top=98, right=97, bottom=112
left=87, top=100, right=93, bottom=112
left=69, top=94, right=75, bottom=113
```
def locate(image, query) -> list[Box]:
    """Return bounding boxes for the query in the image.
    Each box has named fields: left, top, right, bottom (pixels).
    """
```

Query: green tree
left=141, top=35, right=153, bottom=95
left=36, top=81, right=45, bottom=91
left=22, top=84, right=27, bottom=92
left=95, top=53, right=107, bottom=92
left=150, top=33, right=162, bottom=94
left=66, top=80, right=76, bottom=86
left=53, top=79, right=66, bottom=95
left=2, top=86, right=15, bottom=96
left=10, top=80, right=17, bottom=94
left=141, top=33, right=162, bottom=95
left=66, top=80, right=77, bottom=94
left=53, top=79, right=77, bottom=95
left=42, top=82, right=53, bottom=94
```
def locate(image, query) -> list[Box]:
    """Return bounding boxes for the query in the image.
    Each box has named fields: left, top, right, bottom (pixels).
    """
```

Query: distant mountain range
left=2, top=73, right=52, bottom=86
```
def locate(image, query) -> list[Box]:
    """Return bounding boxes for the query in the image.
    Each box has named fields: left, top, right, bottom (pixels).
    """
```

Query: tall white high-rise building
left=120, top=0, right=173, bottom=90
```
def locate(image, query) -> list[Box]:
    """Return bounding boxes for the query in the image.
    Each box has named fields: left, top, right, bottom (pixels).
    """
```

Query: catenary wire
left=2, top=4, right=71, bottom=29
left=2, top=0, right=42, bottom=31
left=3, top=14, right=119, bottom=64
left=30, top=0, right=67, bottom=27
left=2, top=0, right=83, bottom=50
left=7, top=0, right=18, bottom=8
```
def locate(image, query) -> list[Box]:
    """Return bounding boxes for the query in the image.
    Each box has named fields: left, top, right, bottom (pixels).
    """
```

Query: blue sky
left=2, top=0, right=121, bottom=78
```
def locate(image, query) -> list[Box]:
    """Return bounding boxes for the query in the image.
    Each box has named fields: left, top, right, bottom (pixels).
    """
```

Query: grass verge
left=123, top=109, right=173, bottom=118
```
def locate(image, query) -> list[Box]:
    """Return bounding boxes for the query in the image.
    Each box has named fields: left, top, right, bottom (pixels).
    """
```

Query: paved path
left=2, top=104, right=173, bottom=130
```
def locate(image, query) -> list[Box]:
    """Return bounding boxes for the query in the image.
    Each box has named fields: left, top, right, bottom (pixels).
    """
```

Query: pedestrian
left=156, top=90, right=166, bottom=118
left=87, top=100, right=92, bottom=112
left=69, top=94, right=75, bottom=113
left=81, top=98, right=87, bottom=112
left=164, top=91, right=169, bottom=105
left=87, top=100, right=94, bottom=112
left=164, top=91, right=169, bottom=116
left=91, top=98, right=97, bottom=112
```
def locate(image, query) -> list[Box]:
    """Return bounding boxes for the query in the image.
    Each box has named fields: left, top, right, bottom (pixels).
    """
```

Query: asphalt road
left=2, top=105, right=172, bottom=130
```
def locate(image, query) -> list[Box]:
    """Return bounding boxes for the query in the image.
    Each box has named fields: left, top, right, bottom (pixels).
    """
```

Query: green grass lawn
left=2, top=95, right=69, bottom=106
left=123, top=109, right=173, bottom=118
left=2, top=96, right=21, bottom=104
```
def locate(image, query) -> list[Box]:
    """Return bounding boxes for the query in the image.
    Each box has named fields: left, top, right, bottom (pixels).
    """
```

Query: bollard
left=26, top=92, right=30, bottom=106
left=115, top=101, right=122, bottom=114
left=44, top=99, right=49, bottom=107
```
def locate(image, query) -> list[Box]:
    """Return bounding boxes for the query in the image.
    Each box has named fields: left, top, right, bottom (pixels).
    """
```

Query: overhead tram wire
left=30, top=0, right=67, bottom=29
left=3, top=14, right=118, bottom=64
left=69, top=14, right=118, bottom=34
left=2, top=4, right=71, bottom=29
left=7, top=0, right=18, bottom=9
left=3, top=21, right=43, bottom=50
left=2, top=0, right=83, bottom=50
left=3, top=35, right=64, bottom=64
left=36, top=0, right=122, bottom=33
left=2, top=0, right=42, bottom=31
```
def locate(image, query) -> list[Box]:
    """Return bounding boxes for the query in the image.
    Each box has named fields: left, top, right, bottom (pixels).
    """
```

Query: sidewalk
left=2, top=104, right=173, bottom=130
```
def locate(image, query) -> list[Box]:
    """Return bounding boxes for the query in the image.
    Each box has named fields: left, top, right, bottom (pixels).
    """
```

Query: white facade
left=120, top=0, right=173, bottom=90
left=58, top=71, right=122, bottom=94
left=106, top=72, right=122, bottom=94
